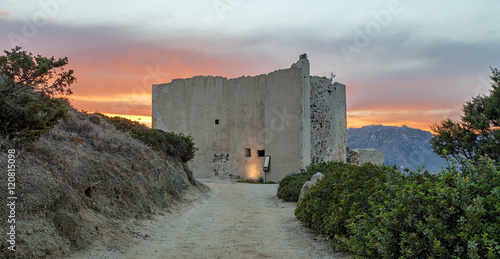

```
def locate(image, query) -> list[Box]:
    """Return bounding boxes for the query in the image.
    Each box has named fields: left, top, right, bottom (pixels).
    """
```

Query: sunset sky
left=1, top=0, right=499, bottom=131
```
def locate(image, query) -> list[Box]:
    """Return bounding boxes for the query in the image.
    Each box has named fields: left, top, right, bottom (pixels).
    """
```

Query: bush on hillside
left=99, top=114, right=197, bottom=162
left=0, top=47, right=75, bottom=144
left=0, top=86, right=69, bottom=143
left=293, top=160, right=500, bottom=258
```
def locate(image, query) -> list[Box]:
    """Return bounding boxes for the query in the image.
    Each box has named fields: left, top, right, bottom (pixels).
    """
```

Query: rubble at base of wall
left=347, top=148, right=384, bottom=166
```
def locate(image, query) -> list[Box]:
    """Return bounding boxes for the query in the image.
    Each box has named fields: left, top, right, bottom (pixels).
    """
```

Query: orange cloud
left=67, top=46, right=452, bottom=133
left=67, top=44, right=271, bottom=121
left=0, top=11, right=12, bottom=18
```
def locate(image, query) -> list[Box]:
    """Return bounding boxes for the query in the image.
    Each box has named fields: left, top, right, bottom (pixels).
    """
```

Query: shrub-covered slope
left=279, top=161, right=500, bottom=258
left=0, top=109, right=207, bottom=258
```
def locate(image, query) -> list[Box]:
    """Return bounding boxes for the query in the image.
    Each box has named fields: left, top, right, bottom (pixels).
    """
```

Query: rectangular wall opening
left=215, top=119, right=219, bottom=125
left=245, top=148, right=251, bottom=157
left=257, top=150, right=265, bottom=157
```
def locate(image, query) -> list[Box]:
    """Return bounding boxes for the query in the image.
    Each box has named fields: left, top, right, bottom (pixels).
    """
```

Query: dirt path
left=71, top=179, right=350, bottom=259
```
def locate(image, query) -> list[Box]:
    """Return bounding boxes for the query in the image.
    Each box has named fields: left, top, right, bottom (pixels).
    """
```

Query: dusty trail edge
left=70, top=179, right=351, bottom=259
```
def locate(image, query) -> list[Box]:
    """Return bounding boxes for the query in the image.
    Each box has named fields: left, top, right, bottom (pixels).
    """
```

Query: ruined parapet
left=310, top=76, right=347, bottom=164
left=347, top=148, right=384, bottom=166
left=153, top=54, right=347, bottom=182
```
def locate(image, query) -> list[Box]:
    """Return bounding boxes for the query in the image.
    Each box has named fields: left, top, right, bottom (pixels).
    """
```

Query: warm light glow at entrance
left=247, top=163, right=260, bottom=179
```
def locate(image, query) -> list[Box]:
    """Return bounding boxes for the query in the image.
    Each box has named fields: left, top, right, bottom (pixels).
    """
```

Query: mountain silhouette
left=347, top=125, right=447, bottom=173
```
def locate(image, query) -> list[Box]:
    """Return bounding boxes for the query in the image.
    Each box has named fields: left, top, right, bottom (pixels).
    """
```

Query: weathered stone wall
left=310, top=77, right=347, bottom=163
left=152, top=55, right=347, bottom=182
left=209, top=153, right=230, bottom=177
left=347, top=148, right=384, bottom=166
left=153, top=58, right=310, bottom=182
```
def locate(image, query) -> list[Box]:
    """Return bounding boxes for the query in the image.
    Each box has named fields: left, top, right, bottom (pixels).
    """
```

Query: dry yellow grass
left=0, top=109, right=207, bottom=258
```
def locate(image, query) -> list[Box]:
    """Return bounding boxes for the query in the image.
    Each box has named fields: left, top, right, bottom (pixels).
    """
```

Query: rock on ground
left=299, top=172, right=324, bottom=200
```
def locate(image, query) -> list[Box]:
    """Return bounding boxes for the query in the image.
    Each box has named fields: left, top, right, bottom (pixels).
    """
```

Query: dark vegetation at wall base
left=278, top=161, right=499, bottom=258
left=98, top=114, right=197, bottom=163
left=277, top=172, right=314, bottom=201
left=277, top=162, right=348, bottom=202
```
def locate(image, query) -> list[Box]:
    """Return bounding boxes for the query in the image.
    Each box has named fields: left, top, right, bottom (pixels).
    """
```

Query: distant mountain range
left=347, top=125, right=447, bottom=173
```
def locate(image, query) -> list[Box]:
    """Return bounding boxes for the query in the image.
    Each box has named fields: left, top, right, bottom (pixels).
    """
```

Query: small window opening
left=215, top=119, right=219, bottom=125
left=257, top=150, right=265, bottom=157
left=245, top=148, right=251, bottom=157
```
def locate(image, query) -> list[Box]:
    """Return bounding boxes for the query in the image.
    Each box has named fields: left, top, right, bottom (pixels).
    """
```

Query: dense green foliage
left=277, top=171, right=314, bottom=201
left=99, top=114, right=197, bottom=162
left=0, top=47, right=75, bottom=143
left=279, top=161, right=499, bottom=258
left=430, top=67, right=500, bottom=163
left=0, top=88, right=69, bottom=143
left=277, top=162, right=356, bottom=202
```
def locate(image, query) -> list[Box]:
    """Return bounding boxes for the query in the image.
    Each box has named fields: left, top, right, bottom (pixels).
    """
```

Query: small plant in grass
left=237, top=178, right=260, bottom=184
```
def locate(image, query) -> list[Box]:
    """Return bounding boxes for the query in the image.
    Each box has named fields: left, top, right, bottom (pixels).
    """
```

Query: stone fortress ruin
left=152, top=54, right=351, bottom=182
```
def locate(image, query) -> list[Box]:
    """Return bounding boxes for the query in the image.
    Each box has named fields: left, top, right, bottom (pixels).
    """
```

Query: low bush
left=295, top=163, right=396, bottom=247
left=277, top=172, right=313, bottom=201
left=292, top=159, right=500, bottom=258
left=99, top=114, right=197, bottom=162
left=0, top=86, right=69, bottom=144
left=277, top=161, right=356, bottom=202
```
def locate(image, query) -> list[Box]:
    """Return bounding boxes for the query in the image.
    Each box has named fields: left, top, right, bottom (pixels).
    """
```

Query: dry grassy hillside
left=0, top=109, right=207, bottom=258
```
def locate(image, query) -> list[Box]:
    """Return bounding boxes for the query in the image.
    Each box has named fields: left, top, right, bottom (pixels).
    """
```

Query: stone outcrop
left=347, top=148, right=384, bottom=166
left=299, top=172, right=324, bottom=200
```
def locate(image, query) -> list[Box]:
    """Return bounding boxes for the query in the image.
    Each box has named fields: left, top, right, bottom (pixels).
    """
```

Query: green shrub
left=277, top=172, right=314, bottom=201
left=292, top=159, right=500, bottom=258
left=99, top=114, right=197, bottom=162
left=344, top=169, right=441, bottom=257
left=346, top=158, right=499, bottom=258
left=295, top=163, right=396, bottom=249
left=0, top=47, right=74, bottom=145
left=277, top=161, right=361, bottom=202
left=0, top=86, right=68, bottom=143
